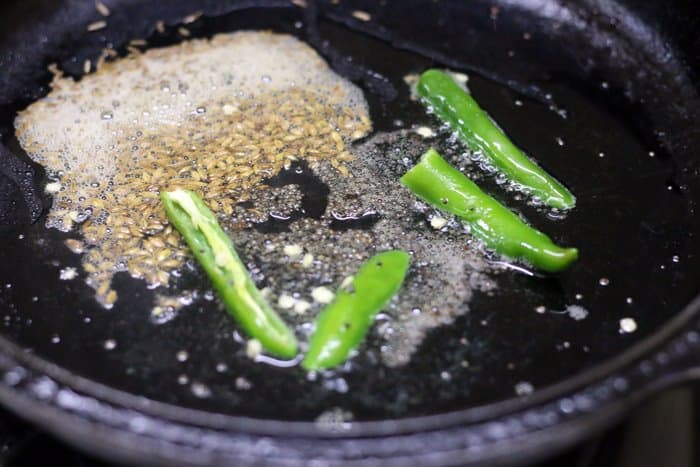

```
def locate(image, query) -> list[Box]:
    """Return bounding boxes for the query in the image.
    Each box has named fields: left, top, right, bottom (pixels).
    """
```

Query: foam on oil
left=15, top=31, right=370, bottom=306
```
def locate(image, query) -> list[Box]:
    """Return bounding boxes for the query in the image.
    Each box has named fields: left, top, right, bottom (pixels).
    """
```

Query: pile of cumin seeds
left=16, top=32, right=370, bottom=307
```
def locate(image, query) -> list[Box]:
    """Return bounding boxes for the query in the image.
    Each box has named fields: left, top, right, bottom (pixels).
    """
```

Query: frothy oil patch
left=227, top=131, right=497, bottom=367
left=15, top=31, right=371, bottom=307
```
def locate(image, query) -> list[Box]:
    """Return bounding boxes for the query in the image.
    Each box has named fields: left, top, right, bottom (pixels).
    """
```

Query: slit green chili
left=401, top=148, right=578, bottom=272
left=303, top=250, right=410, bottom=371
left=161, top=189, right=298, bottom=359
left=416, top=69, right=576, bottom=210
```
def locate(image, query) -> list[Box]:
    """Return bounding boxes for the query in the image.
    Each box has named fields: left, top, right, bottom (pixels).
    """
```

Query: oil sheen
left=14, top=30, right=495, bottom=367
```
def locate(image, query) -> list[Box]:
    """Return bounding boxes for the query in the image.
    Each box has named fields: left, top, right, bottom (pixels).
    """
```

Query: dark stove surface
left=0, top=387, right=697, bottom=466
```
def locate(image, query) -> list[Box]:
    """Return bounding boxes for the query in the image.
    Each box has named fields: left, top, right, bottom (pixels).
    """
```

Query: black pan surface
left=0, top=0, right=698, bottom=443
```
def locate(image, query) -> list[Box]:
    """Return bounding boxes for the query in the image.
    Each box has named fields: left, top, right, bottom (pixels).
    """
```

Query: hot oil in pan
left=0, top=6, right=698, bottom=421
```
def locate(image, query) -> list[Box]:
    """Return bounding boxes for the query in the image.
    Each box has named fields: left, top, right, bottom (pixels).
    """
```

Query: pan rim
left=0, top=290, right=697, bottom=438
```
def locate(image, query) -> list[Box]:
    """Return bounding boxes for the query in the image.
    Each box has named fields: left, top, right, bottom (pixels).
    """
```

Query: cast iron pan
left=0, top=0, right=699, bottom=465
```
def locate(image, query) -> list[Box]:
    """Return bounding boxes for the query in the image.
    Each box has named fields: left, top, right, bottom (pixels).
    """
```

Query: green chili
left=303, top=250, right=410, bottom=371
left=400, top=148, right=578, bottom=272
left=161, top=189, right=298, bottom=358
left=417, top=69, right=576, bottom=210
